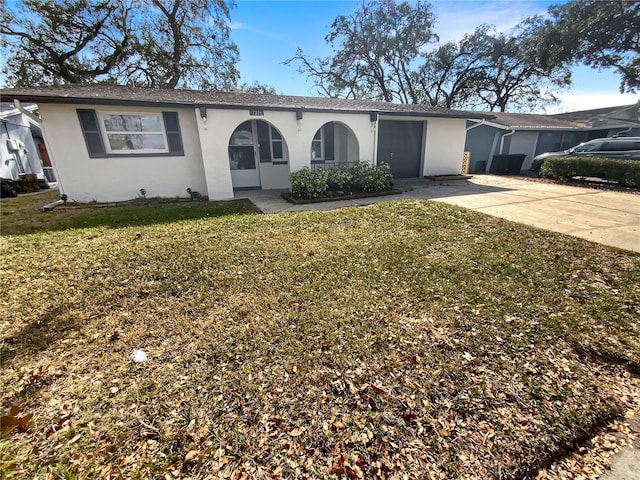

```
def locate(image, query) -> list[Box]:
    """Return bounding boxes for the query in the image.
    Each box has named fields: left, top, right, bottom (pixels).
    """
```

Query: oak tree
left=539, top=0, right=639, bottom=92
left=1, top=0, right=131, bottom=86
left=285, top=0, right=438, bottom=103
left=1, top=0, right=239, bottom=89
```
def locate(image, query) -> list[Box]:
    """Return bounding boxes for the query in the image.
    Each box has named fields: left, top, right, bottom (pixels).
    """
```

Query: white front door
left=229, top=121, right=261, bottom=188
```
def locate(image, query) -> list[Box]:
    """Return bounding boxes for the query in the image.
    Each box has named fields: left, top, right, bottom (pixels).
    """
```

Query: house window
left=77, top=109, right=183, bottom=157
left=270, top=127, right=284, bottom=160
left=311, top=123, right=335, bottom=163
left=101, top=113, right=168, bottom=153
left=311, top=128, right=323, bottom=160
left=255, top=121, right=286, bottom=164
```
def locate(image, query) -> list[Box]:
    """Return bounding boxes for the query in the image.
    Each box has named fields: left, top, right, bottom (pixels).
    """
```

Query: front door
left=377, top=120, right=424, bottom=178
left=229, top=121, right=261, bottom=189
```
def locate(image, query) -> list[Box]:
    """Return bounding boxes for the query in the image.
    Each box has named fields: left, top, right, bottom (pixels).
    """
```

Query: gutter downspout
left=486, top=128, right=515, bottom=173
left=466, top=118, right=486, bottom=131
left=13, top=100, right=41, bottom=124
left=372, top=114, right=379, bottom=167
left=499, top=129, right=516, bottom=155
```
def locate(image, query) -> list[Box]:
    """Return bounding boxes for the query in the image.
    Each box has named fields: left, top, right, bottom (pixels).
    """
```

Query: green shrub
left=541, top=156, right=640, bottom=187
left=289, top=167, right=329, bottom=198
left=289, top=162, right=394, bottom=199
left=361, top=161, right=393, bottom=192
left=326, top=165, right=353, bottom=193
left=350, top=161, right=371, bottom=191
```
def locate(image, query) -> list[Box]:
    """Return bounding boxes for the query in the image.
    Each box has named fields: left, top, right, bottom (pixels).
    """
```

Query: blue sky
left=230, top=0, right=638, bottom=113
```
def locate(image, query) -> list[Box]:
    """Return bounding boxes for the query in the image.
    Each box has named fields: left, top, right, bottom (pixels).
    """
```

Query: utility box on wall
left=6, top=138, right=21, bottom=151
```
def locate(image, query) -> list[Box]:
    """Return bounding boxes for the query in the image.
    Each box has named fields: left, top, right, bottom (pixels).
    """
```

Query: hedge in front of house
left=540, top=156, right=640, bottom=187
left=289, top=162, right=393, bottom=199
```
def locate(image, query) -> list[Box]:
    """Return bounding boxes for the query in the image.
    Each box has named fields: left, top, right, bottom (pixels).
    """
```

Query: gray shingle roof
left=553, top=102, right=639, bottom=126
left=484, top=112, right=586, bottom=129
left=483, top=102, right=639, bottom=130
left=0, top=84, right=493, bottom=120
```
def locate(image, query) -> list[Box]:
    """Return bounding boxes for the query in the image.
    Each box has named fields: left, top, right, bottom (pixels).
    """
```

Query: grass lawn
left=0, top=190, right=258, bottom=235
left=1, top=194, right=639, bottom=479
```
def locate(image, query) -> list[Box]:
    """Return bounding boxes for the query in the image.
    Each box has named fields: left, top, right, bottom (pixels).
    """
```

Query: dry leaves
left=1, top=199, right=639, bottom=479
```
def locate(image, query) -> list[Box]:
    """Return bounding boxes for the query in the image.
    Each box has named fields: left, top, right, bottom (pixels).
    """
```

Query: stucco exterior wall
left=196, top=108, right=375, bottom=200
left=423, top=117, right=467, bottom=176
left=36, top=100, right=471, bottom=201
left=38, top=104, right=206, bottom=202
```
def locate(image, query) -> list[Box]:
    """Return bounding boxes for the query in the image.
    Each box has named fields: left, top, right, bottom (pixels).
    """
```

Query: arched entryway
left=310, top=122, right=359, bottom=166
left=228, top=120, right=289, bottom=189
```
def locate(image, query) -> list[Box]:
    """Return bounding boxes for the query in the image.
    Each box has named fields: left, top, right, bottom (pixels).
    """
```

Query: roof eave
left=1, top=92, right=493, bottom=120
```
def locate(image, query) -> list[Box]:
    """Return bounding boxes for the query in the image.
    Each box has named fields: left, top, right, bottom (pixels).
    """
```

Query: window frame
left=311, top=127, right=324, bottom=161
left=99, top=111, right=169, bottom=155
left=269, top=125, right=285, bottom=162
left=77, top=108, right=184, bottom=158
left=310, top=123, right=337, bottom=164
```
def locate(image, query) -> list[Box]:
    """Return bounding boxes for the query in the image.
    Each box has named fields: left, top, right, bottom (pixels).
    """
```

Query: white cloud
left=431, top=0, right=546, bottom=43
left=546, top=92, right=639, bottom=114
left=228, top=21, right=244, bottom=30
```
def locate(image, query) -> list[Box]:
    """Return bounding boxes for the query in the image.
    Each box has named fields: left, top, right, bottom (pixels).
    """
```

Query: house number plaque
left=249, top=109, right=264, bottom=116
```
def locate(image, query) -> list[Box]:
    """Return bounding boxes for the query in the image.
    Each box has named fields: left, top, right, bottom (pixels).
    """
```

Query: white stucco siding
left=35, top=99, right=471, bottom=201
left=423, top=117, right=467, bottom=176
left=508, top=131, right=539, bottom=171
left=38, top=104, right=206, bottom=202
left=196, top=108, right=375, bottom=199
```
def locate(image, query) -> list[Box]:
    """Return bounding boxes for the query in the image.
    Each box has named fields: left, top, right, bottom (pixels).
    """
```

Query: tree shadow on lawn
left=0, top=304, right=88, bottom=410
left=0, top=305, right=82, bottom=367
left=1, top=198, right=261, bottom=236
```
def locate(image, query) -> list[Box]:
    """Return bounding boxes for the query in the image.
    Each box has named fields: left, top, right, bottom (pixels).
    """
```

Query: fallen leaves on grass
left=1, top=406, right=33, bottom=436
left=1, top=200, right=639, bottom=479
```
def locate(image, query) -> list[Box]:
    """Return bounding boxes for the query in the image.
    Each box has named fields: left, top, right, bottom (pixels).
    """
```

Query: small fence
left=310, top=160, right=361, bottom=171
left=462, top=151, right=471, bottom=174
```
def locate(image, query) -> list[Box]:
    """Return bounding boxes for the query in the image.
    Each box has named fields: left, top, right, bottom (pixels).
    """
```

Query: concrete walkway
left=235, top=175, right=640, bottom=252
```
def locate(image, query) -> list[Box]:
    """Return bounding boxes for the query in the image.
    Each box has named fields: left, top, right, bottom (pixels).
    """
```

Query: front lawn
left=1, top=198, right=639, bottom=479
left=0, top=190, right=257, bottom=236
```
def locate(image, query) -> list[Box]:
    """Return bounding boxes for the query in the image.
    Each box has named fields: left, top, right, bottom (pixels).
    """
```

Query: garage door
left=377, top=120, right=424, bottom=178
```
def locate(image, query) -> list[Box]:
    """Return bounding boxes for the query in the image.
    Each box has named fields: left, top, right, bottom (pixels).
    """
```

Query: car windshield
left=573, top=142, right=602, bottom=153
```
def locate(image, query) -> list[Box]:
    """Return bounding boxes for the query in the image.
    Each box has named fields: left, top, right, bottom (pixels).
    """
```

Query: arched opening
left=228, top=120, right=289, bottom=189
left=310, top=122, right=359, bottom=167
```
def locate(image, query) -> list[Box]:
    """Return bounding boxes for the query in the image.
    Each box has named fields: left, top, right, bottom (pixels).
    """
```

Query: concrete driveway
left=236, top=175, right=640, bottom=252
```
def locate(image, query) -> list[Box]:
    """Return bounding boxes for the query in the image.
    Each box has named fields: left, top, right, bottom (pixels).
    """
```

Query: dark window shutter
left=162, top=112, right=183, bottom=155
left=77, top=109, right=106, bottom=157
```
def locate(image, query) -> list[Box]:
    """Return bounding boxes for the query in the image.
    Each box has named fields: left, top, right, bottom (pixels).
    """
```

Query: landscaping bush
left=541, top=156, right=640, bottom=187
left=289, top=167, right=329, bottom=198
left=326, top=165, right=353, bottom=193
left=361, top=161, right=393, bottom=192
left=349, top=160, right=372, bottom=191
left=289, top=162, right=394, bottom=199
left=1, top=178, right=19, bottom=198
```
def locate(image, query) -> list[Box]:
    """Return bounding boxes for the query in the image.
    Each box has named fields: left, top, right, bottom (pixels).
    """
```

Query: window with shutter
left=77, top=109, right=184, bottom=157
left=77, top=109, right=106, bottom=157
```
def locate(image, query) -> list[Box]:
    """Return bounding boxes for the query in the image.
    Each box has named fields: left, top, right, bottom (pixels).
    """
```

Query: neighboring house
left=464, top=102, right=640, bottom=173
left=0, top=103, right=55, bottom=183
left=1, top=85, right=491, bottom=202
